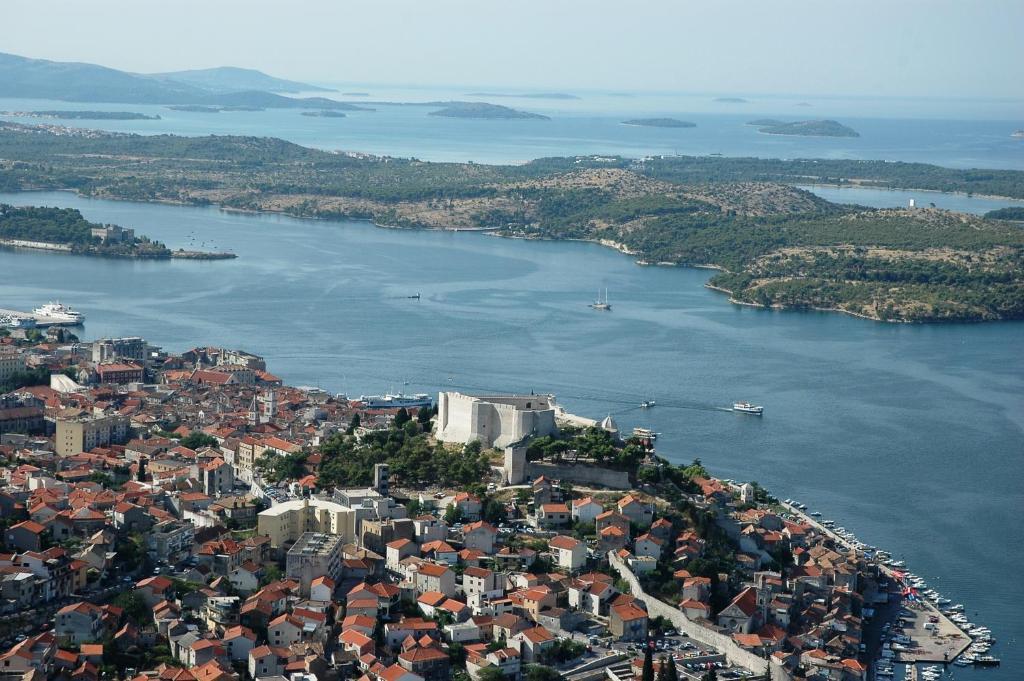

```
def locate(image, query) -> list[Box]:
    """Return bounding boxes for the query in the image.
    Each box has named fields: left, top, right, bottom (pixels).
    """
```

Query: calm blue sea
left=0, top=191, right=1020, bottom=680
left=1, top=89, right=1022, bottom=169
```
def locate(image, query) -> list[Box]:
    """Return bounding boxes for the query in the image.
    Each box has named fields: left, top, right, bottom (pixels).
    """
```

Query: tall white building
left=436, top=391, right=558, bottom=449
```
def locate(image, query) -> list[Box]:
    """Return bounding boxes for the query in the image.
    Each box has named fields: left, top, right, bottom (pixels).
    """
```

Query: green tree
left=395, top=407, right=411, bottom=426
left=477, top=668, right=507, bottom=681
left=525, top=665, right=562, bottom=681
left=642, top=645, right=654, bottom=681
left=178, top=431, right=218, bottom=450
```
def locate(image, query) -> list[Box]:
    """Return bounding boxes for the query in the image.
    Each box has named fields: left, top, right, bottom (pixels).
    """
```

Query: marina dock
left=779, top=502, right=975, bottom=668
left=0, top=307, right=82, bottom=327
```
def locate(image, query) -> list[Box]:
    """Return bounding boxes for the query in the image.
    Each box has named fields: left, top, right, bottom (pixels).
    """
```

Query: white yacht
left=733, top=401, right=764, bottom=415
left=33, top=301, right=85, bottom=324
left=590, top=288, right=611, bottom=311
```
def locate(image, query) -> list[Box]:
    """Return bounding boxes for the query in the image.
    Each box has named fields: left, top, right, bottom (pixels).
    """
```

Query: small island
left=167, top=105, right=223, bottom=113
left=300, top=110, right=347, bottom=118
left=0, top=204, right=235, bottom=260
left=622, top=117, right=696, bottom=128
left=466, top=92, right=579, bottom=100
left=714, top=97, right=748, bottom=103
left=427, top=102, right=549, bottom=120
left=749, top=119, right=860, bottom=138
left=0, top=110, right=161, bottom=120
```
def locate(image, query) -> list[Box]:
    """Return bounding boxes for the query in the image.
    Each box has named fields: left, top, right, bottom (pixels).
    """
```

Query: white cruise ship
left=33, top=301, right=85, bottom=324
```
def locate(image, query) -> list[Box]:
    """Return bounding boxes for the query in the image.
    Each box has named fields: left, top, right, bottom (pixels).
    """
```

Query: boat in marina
left=733, top=401, right=763, bottom=415
left=0, top=314, right=36, bottom=329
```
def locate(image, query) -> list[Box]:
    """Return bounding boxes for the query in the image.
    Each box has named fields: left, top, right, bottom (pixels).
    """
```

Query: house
left=616, top=495, right=654, bottom=526
left=222, top=625, right=257, bottom=662
left=595, top=511, right=630, bottom=537
left=598, top=525, right=629, bottom=552
left=462, top=566, right=501, bottom=600
left=268, top=613, right=304, bottom=647
left=535, top=503, right=569, bottom=530
left=679, top=598, right=711, bottom=621
left=385, top=618, right=440, bottom=648
left=338, top=628, right=375, bottom=657
left=248, top=644, right=291, bottom=679
left=379, top=663, right=424, bottom=681
left=571, top=497, right=603, bottom=526
left=462, top=521, right=497, bottom=554
left=465, top=644, right=520, bottom=681
left=7, top=520, right=46, bottom=552
left=450, top=493, right=482, bottom=521
left=421, top=540, right=458, bottom=565
left=310, top=575, right=335, bottom=602
left=397, top=639, right=450, bottom=681
left=136, top=575, right=175, bottom=607
left=568, top=574, right=617, bottom=616
left=609, top=602, right=648, bottom=641
left=548, top=535, right=586, bottom=572
left=633, top=534, right=665, bottom=559
left=417, top=591, right=448, bottom=619
left=520, top=587, right=556, bottom=622
left=415, top=563, right=455, bottom=597
left=55, top=602, right=104, bottom=644
left=387, top=539, right=417, bottom=570
left=510, top=626, right=556, bottom=663
left=717, top=586, right=758, bottom=634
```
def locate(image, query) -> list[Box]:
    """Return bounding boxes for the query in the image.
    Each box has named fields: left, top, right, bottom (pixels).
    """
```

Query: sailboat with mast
left=590, top=288, right=611, bottom=311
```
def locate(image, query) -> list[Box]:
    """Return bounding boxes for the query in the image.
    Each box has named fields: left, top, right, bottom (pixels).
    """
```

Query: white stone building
left=436, top=392, right=558, bottom=449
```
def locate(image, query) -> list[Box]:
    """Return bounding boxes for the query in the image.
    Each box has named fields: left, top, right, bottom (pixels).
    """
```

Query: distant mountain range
left=0, top=52, right=356, bottom=109
left=153, top=66, right=328, bottom=93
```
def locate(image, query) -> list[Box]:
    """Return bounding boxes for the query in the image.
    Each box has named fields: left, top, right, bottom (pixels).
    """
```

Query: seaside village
left=0, top=331, right=908, bottom=681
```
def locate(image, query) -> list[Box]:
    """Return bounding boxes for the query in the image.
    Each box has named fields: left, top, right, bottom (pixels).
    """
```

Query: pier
left=0, top=307, right=81, bottom=327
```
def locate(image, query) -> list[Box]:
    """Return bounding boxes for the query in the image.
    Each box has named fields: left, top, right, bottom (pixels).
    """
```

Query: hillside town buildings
left=0, top=332, right=885, bottom=681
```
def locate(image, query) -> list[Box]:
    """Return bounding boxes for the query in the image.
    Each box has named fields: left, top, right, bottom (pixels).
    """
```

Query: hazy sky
left=5, top=0, right=1023, bottom=99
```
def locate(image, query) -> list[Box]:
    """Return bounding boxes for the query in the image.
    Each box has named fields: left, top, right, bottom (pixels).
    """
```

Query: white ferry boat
left=632, top=427, right=658, bottom=440
left=358, top=392, right=432, bottom=410
left=733, top=401, right=763, bottom=415
left=33, top=301, right=85, bottom=324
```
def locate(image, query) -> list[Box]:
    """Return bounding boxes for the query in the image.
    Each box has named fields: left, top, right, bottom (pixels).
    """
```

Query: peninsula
left=0, top=329, right=963, bottom=681
left=748, top=119, right=860, bottom=137
left=622, top=118, right=697, bottom=128
left=0, top=124, right=1022, bottom=322
left=0, top=110, right=161, bottom=120
left=0, top=203, right=234, bottom=260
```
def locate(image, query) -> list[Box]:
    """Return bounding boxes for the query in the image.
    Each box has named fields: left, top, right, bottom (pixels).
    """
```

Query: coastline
left=703, top=281, right=903, bottom=324
left=2, top=187, right=1006, bottom=325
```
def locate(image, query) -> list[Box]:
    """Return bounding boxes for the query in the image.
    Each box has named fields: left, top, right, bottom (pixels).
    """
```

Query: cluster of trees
left=317, top=418, right=491, bottom=489
left=177, top=431, right=219, bottom=450
left=525, top=426, right=647, bottom=472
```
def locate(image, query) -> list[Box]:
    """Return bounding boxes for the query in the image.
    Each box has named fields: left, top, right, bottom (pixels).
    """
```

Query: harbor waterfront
left=1, top=190, right=1021, bottom=678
